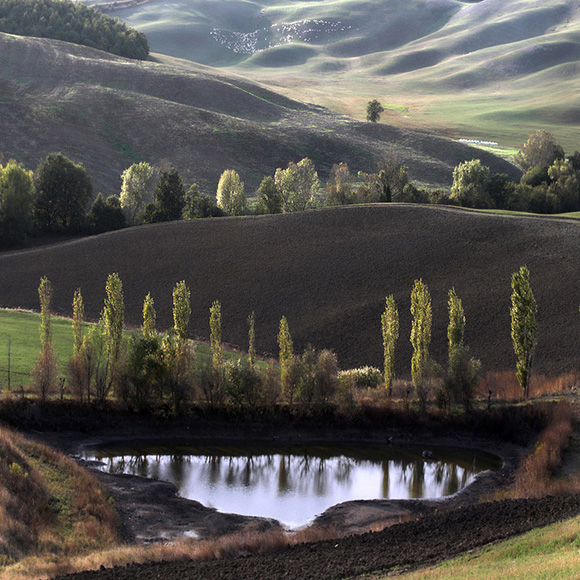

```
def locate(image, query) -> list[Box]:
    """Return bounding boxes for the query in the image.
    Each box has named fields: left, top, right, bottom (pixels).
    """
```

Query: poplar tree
left=209, top=300, right=223, bottom=379
left=381, top=295, right=399, bottom=396
left=510, top=266, right=537, bottom=399
left=410, top=279, right=432, bottom=411
left=248, top=311, right=256, bottom=367
left=103, top=272, right=124, bottom=391
left=172, top=281, right=191, bottom=345
left=72, top=287, right=84, bottom=354
left=447, top=288, right=465, bottom=361
left=278, top=316, right=293, bottom=400
left=142, top=292, right=156, bottom=339
left=33, top=276, right=58, bottom=401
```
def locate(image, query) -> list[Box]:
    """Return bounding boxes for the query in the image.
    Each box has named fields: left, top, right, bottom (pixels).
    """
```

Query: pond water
left=84, top=442, right=501, bottom=527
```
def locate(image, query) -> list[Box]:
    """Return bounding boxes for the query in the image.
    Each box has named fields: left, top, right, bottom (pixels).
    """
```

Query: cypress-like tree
left=278, top=316, right=293, bottom=400
left=72, top=287, right=84, bottom=354
left=209, top=300, right=223, bottom=380
left=248, top=311, right=256, bottom=367
left=142, top=292, right=156, bottom=339
left=381, top=295, right=399, bottom=396
left=103, top=272, right=124, bottom=393
left=410, top=279, right=432, bottom=411
left=510, top=266, right=537, bottom=399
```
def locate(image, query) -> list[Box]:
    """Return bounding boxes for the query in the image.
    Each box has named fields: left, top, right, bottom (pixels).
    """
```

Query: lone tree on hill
left=366, top=100, right=384, bottom=123
left=510, top=266, right=537, bottom=399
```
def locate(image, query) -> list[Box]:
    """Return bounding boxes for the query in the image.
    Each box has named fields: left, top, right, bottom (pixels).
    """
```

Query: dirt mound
left=0, top=205, right=578, bottom=375
left=52, top=494, right=580, bottom=580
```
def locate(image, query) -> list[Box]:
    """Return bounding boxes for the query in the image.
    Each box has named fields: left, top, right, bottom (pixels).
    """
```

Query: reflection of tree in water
left=96, top=447, right=485, bottom=503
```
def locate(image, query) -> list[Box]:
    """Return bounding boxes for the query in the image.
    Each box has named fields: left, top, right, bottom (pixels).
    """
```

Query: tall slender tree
left=142, top=292, right=156, bottom=339
left=510, top=266, right=537, bottom=399
left=72, top=288, right=84, bottom=354
left=447, top=288, right=465, bottom=362
left=172, top=281, right=191, bottom=345
left=103, top=272, right=124, bottom=393
left=209, top=300, right=223, bottom=380
left=410, top=279, right=432, bottom=411
left=278, top=316, right=293, bottom=401
left=248, top=311, right=256, bottom=367
left=381, top=295, right=399, bottom=396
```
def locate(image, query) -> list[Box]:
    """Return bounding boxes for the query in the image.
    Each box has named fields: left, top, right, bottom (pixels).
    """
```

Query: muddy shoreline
left=28, top=418, right=524, bottom=543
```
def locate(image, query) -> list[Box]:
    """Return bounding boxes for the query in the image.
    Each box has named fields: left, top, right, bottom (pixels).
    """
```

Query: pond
left=83, top=442, right=501, bottom=527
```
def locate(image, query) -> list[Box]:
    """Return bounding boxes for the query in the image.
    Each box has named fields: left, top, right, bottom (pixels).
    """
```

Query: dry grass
left=0, top=522, right=342, bottom=580
left=0, top=427, right=120, bottom=577
left=514, top=402, right=580, bottom=498
left=481, top=371, right=579, bottom=402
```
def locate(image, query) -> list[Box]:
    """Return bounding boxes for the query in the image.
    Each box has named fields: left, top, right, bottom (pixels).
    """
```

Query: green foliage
left=224, top=358, right=261, bottom=410
left=0, top=159, right=34, bottom=247
left=510, top=265, right=537, bottom=399
left=87, top=194, right=125, bottom=234
left=172, top=281, right=190, bottom=345
left=381, top=295, right=399, bottom=396
left=0, top=0, right=149, bottom=59
left=72, top=288, right=84, bottom=355
left=447, top=288, right=465, bottom=361
left=182, top=184, right=224, bottom=218
left=248, top=311, right=256, bottom=367
left=209, top=300, right=223, bottom=380
left=38, top=277, right=52, bottom=352
left=255, top=176, right=282, bottom=214
left=216, top=169, right=246, bottom=216
left=450, top=159, right=492, bottom=208
left=33, top=152, right=92, bottom=234
left=324, top=162, right=354, bottom=206
left=277, top=315, right=293, bottom=401
left=378, top=153, right=409, bottom=203
left=366, top=99, right=384, bottom=123
left=120, top=162, right=153, bottom=225
left=515, top=130, right=565, bottom=173
left=142, top=292, right=156, bottom=340
left=410, top=279, right=432, bottom=411
left=102, top=273, right=124, bottom=391
left=143, top=168, right=185, bottom=223
left=275, top=158, right=320, bottom=213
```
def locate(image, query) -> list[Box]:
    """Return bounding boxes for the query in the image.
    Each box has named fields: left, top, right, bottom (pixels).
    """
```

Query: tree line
left=0, top=0, right=149, bottom=60
left=25, top=266, right=541, bottom=416
left=1, top=130, right=578, bottom=248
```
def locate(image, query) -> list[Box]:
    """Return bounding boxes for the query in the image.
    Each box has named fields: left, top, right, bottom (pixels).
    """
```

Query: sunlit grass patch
left=390, top=515, right=580, bottom=580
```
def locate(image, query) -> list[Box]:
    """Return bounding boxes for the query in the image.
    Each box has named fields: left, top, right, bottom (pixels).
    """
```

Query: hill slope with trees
left=0, top=32, right=518, bottom=197
left=0, top=205, right=577, bottom=376
left=0, top=0, right=148, bottom=59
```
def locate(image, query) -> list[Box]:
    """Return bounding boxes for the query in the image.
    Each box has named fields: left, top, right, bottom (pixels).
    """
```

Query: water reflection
left=85, top=443, right=499, bottom=527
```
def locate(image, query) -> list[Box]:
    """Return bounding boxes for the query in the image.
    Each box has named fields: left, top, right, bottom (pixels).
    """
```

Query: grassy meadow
left=393, top=515, right=580, bottom=580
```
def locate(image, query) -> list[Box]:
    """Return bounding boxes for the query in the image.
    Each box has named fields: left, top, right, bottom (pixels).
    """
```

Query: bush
left=338, top=367, right=382, bottom=389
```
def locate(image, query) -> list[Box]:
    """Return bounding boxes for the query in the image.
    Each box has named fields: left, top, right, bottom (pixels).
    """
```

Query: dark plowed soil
left=54, top=494, right=580, bottom=580
left=0, top=205, right=578, bottom=375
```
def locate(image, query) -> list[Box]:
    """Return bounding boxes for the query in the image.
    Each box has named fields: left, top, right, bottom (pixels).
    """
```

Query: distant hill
left=0, top=0, right=148, bottom=59
left=0, top=205, right=577, bottom=376
left=0, top=32, right=518, bottom=197
left=102, top=0, right=580, bottom=149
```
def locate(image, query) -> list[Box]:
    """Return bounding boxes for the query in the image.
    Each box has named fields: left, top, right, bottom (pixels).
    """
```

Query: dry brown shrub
left=481, top=371, right=579, bottom=402
left=514, top=402, right=580, bottom=498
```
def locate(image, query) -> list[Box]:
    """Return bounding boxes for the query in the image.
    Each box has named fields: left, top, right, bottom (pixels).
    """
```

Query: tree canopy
left=366, top=100, right=384, bottom=123
left=0, top=0, right=149, bottom=60
left=33, top=152, right=92, bottom=234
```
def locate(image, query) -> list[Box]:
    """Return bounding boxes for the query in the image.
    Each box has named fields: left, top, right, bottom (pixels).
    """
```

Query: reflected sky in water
left=84, top=443, right=500, bottom=527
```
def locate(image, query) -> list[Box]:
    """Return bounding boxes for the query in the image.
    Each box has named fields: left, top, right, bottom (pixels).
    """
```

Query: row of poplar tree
left=29, top=266, right=539, bottom=414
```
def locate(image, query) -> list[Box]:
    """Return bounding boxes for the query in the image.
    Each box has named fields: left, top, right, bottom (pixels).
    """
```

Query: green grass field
left=392, top=515, right=580, bottom=580
left=0, top=309, right=256, bottom=391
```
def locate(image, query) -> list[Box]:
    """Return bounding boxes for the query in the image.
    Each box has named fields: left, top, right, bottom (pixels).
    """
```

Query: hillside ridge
left=0, top=204, right=577, bottom=376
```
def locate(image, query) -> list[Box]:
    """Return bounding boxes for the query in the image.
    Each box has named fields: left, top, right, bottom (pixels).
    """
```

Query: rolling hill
left=100, top=0, right=580, bottom=149
left=0, top=32, right=519, bottom=197
left=0, top=205, right=577, bottom=376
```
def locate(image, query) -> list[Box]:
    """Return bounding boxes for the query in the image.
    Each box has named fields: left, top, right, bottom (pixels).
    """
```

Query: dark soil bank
left=54, top=494, right=580, bottom=580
